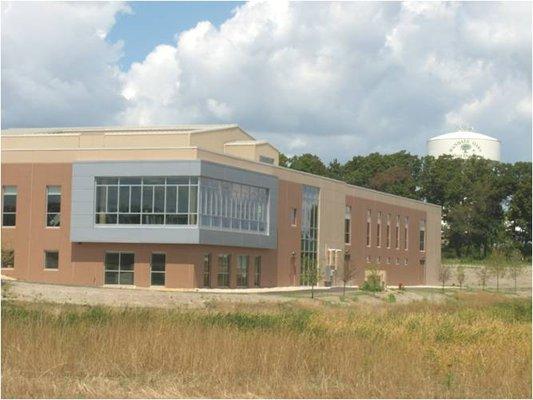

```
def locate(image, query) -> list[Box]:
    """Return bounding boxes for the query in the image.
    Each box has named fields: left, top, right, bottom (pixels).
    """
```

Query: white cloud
left=2, top=1, right=531, bottom=162
left=1, top=1, right=130, bottom=127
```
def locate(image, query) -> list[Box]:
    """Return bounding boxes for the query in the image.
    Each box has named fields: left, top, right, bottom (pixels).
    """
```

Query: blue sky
left=108, top=2, right=242, bottom=69
left=2, top=1, right=531, bottom=162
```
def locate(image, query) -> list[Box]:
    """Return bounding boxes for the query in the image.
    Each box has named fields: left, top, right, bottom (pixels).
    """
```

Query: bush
left=360, top=272, right=383, bottom=292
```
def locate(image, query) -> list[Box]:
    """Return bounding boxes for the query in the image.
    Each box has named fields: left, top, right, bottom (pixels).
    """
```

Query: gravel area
left=1, top=281, right=296, bottom=309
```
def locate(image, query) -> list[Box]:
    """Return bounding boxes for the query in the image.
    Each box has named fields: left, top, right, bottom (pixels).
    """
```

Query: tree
left=301, top=257, right=321, bottom=299
left=456, top=264, right=466, bottom=289
left=341, top=253, right=356, bottom=297
left=1, top=248, right=14, bottom=269
left=506, top=162, right=532, bottom=257
left=438, top=264, right=451, bottom=292
left=278, top=153, right=290, bottom=167
left=506, top=249, right=525, bottom=292
left=476, top=266, right=490, bottom=291
left=487, top=249, right=507, bottom=292
left=288, top=154, right=327, bottom=177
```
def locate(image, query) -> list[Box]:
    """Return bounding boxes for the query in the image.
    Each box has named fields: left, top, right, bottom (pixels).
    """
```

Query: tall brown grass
left=2, top=292, right=531, bottom=398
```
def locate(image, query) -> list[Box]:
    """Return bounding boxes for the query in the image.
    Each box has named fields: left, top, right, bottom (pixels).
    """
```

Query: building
left=427, top=130, right=501, bottom=161
left=1, top=125, right=441, bottom=288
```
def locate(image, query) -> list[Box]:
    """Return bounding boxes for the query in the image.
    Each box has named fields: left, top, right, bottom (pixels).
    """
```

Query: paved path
left=1, top=280, right=297, bottom=309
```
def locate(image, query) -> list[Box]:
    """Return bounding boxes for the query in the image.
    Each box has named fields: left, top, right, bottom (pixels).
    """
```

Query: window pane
left=96, top=186, right=106, bottom=212
left=130, top=186, right=141, bottom=213
left=105, top=271, right=118, bottom=284
left=47, top=213, right=60, bottom=227
left=119, top=272, right=134, bottom=285
left=105, top=253, right=120, bottom=269
left=96, top=177, right=118, bottom=184
left=142, top=214, right=164, bottom=224
left=120, top=177, right=141, bottom=185
left=178, top=186, right=189, bottom=213
left=3, top=194, right=16, bottom=213
left=2, top=214, right=15, bottom=227
left=151, top=254, right=166, bottom=271
left=121, top=253, right=134, bottom=271
left=119, top=186, right=130, bottom=213
left=107, top=186, right=118, bottom=212
left=118, top=214, right=140, bottom=224
left=154, top=186, right=165, bottom=213
left=151, top=272, right=165, bottom=286
left=166, top=186, right=177, bottom=213
left=189, top=186, right=198, bottom=213
left=142, top=186, right=153, bottom=213
left=44, top=251, right=59, bottom=269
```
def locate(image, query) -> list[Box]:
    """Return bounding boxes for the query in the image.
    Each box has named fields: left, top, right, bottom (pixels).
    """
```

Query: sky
left=1, top=1, right=531, bottom=162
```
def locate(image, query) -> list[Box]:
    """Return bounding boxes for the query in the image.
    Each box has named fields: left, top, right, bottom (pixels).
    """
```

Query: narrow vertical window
left=386, top=214, right=391, bottom=248
left=376, top=212, right=382, bottom=247
left=254, top=256, right=261, bottom=287
left=344, top=206, right=351, bottom=244
left=44, top=251, right=59, bottom=269
left=404, top=217, right=409, bottom=250
left=46, top=186, right=61, bottom=227
left=419, top=219, right=426, bottom=252
left=217, top=254, right=230, bottom=287
left=395, top=216, right=400, bottom=249
left=236, top=255, right=249, bottom=287
left=2, top=186, right=17, bottom=227
left=366, top=210, right=371, bottom=247
left=150, top=253, right=166, bottom=286
left=290, top=208, right=297, bottom=227
left=203, top=254, right=211, bottom=287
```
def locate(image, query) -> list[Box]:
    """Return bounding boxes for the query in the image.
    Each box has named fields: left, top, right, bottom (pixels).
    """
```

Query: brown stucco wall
left=345, top=195, right=428, bottom=286
left=276, top=180, right=302, bottom=286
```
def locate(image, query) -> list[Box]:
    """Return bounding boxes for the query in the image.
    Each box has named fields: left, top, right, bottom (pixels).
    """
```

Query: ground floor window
left=254, top=256, right=261, bottom=287
left=237, top=255, right=249, bottom=287
left=151, top=253, right=166, bottom=286
left=105, top=252, right=134, bottom=285
left=44, top=251, right=59, bottom=269
left=218, top=254, right=230, bottom=287
left=203, top=254, right=211, bottom=287
left=1, top=249, right=14, bottom=268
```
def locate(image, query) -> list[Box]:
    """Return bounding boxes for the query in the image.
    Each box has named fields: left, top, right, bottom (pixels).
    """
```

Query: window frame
left=253, top=256, right=261, bottom=287
left=46, top=185, right=61, bottom=228
left=419, top=219, right=426, bottom=252
left=150, top=252, right=166, bottom=287
left=344, top=206, right=351, bottom=245
left=2, top=186, right=17, bottom=227
left=44, top=250, right=59, bottom=270
left=104, top=251, right=135, bottom=285
left=366, top=210, right=371, bottom=247
left=290, top=208, right=297, bottom=227
left=217, top=254, right=230, bottom=287
left=236, top=255, right=249, bottom=288
left=203, top=254, right=211, bottom=288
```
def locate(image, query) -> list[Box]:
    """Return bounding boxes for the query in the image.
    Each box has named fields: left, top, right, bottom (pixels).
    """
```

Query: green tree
left=506, top=162, right=532, bottom=257
left=278, top=152, right=290, bottom=167
left=456, top=264, right=466, bottom=289
left=487, top=249, right=507, bottom=292
left=288, top=153, right=327, bottom=177
left=476, top=265, right=490, bottom=291
left=438, top=264, right=451, bottom=292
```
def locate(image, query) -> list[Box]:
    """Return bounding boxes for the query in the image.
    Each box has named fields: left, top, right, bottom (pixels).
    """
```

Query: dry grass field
left=1, top=290, right=531, bottom=398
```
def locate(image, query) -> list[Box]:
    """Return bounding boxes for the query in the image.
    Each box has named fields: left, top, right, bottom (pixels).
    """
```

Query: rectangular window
left=2, top=186, right=17, bottom=227
left=300, top=186, right=319, bottom=285
left=396, top=257, right=400, bottom=265
left=377, top=256, right=381, bottom=264
left=366, top=255, right=371, bottom=263
left=344, top=206, right=351, bottom=244
left=46, top=186, right=61, bottom=227
left=259, top=155, right=274, bottom=164
left=404, top=258, right=408, bottom=266
left=104, top=252, right=134, bottom=285
left=419, top=219, right=426, bottom=252
left=376, top=211, right=381, bottom=247
left=366, top=210, right=371, bottom=247
left=395, top=216, right=400, bottom=249
left=1, top=249, right=14, bottom=268
left=150, top=253, right=165, bottom=286
left=203, top=254, right=211, bottom=287
left=386, top=257, right=391, bottom=265
left=254, top=256, right=261, bottom=287
left=236, top=255, right=249, bottom=287
left=44, top=251, right=59, bottom=269
left=95, top=177, right=198, bottom=226
left=404, top=217, right=409, bottom=250
left=217, top=254, right=230, bottom=287
left=386, top=214, right=391, bottom=248
left=290, top=208, right=297, bottom=227
left=200, top=177, right=269, bottom=234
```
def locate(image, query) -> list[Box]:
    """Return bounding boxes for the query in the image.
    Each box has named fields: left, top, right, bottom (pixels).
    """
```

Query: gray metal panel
left=70, top=160, right=278, bottom=249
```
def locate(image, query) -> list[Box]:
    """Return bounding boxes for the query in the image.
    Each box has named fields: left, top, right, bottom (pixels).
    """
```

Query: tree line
left=279, top=151, right=531, bottom=260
